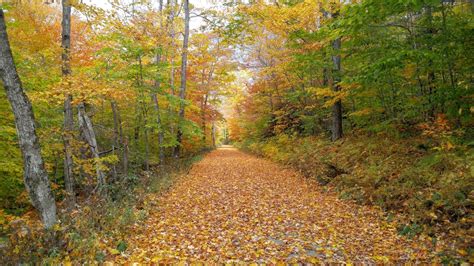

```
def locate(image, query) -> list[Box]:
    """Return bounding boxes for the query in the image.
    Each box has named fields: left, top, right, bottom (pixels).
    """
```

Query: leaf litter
left=115, top=147, right=436, bottom=263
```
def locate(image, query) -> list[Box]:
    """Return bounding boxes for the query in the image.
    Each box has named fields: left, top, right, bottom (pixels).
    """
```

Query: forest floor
left=116, top=147, right=437, bottom=263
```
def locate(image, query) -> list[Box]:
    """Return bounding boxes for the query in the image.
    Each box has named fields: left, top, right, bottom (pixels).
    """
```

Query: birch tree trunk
left=0, top=10, right=57, bottom=228
left=174, top=0, right=190, bottom=158
left=77, top=103, right=105, bottom=188
left=61, top=0, right=75, bottom=207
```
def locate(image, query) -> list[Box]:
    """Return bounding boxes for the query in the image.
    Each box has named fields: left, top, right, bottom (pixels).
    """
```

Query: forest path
left=122, top=147, right=434, bottom=263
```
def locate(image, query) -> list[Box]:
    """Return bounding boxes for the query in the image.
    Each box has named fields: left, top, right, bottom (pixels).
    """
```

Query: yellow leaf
left=152, top=256, right=163, bottom=262
left=457, top=249, right=468, bottom=256
left=108, top=248, right=121, bottom=255
left=373, top=255, right=389, bottom=262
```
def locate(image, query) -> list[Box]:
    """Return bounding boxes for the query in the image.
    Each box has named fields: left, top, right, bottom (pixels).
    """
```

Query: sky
left=84, top=0, right=216, bottom=30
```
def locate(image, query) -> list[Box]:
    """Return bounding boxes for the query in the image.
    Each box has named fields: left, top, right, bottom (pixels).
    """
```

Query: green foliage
left=230, top=3, right=473, bottom=260
left=0, top=0, right=224, bottom=217
left=0, top=91, right=26, bottom=214
left=398, top=223, right=423, bottom=239
left=236, top=0, right=473, bottom=142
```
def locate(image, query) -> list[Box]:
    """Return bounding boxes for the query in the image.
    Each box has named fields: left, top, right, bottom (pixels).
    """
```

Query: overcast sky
left=83, top=0, right=216, bottom=30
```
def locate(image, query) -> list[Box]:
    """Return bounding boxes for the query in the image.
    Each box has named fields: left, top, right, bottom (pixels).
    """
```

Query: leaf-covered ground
left=119, top=147, right=436, bottom=263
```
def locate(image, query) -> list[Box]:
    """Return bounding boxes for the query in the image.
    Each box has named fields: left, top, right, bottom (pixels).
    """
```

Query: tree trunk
left=143, top=102, right=150, bottom=171
left=174, top=0, right=190, bottom=158
left=111, top=100, right=128, bottom=174
left=133, top=102, right=142, bottom=148
left=331, top=37, right=343, bottom=141
left=136, top=55, right=150, bottom=170
left=211, top=121, right=216, bottom=148
left=0, top=10, right=57, bottom=228
left=201, top=93, right=208, bottom=144
left=63, top=94, right=75, bottom=206
left=153, top=0, right=165, bottom=165
left=61, top=0, right=75, bottom=207
left=152, top=94, right=165, bottom=165
left=77, top=103, right=105, bottom=189
left=167, top=0, right=177, bottom=99
left=61, top=0, right=71, bottom=76
left=167, top=0, right=177, bottom=151
left=425, top=5, right=436, bottom=120
left=111, top=101, right=121, bottom=155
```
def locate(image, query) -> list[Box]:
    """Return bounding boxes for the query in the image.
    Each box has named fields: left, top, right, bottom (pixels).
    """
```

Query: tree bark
left=174, top=0, right=190, bottom=158
left=136, top=55, right=150, bottom=170
left=211, top=121, right=216, bottom=148
left=152, top=0, right=165, bottom=165
left=77, top=103, right=105, bottom=188
left=201, top=93, right=208, bottom=144
left=424, top=5, right=436, bottom=120
left=111, top=100, right=128, bottom=174
left=61, top=0, right=75, bottom=207
left=167, top=0, right=177, bottom=150
left=331, top=37, right=343, bottom=141
left=63, top=94, right=75, bottom=205
left=111, top=101, right=121, bottom=155
left=143, top=101, right=150, bottom=171
left=0, top=10, right=57, bottom=228
left=167, top=1, right=176, bottom=95
left=321, top=6, right=343, bottom=141
left=61, top=0, right=71, bottom=76
left=200, top=64, right=214, bottom=145
left=152, top=94, right=165, bottom=165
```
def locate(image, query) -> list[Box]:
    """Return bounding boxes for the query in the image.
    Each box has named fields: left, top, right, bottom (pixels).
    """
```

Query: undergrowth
left=237, top=134, right=473, bottom=263
left=0, top=155, right=203, bottom=264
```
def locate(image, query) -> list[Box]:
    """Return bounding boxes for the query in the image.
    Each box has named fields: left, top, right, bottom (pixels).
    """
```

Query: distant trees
left=228, top=0, right=473, bottom=143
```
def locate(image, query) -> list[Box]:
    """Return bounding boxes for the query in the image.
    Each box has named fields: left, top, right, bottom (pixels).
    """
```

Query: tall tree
left=323, top=5, right=343, bottom=141
left=111, top=100, right=128, bottom=173
left=61, top=0, right=75, bottom=207
left=174, top=0, right=190, bottom=157
left=167, top=0, right=177, bottom=152
left=62, top=0, right=105, bottom=188
left=149, top=0, right=165, bottom=165
left=0, top=9, right=57, bottom=228
left=331, top=36, right=343, bottom=141
left=153, top=0, right=165, bottom=165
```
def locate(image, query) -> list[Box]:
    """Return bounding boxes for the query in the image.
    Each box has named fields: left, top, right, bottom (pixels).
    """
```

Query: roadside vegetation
left=229, top=0, right=473, bottom=262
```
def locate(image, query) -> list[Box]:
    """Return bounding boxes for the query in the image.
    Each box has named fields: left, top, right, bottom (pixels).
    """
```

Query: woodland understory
left=0, top=0, right=472, bottom=264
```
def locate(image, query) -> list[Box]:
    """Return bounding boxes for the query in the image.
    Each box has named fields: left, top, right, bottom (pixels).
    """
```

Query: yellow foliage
left=349, top=108, right=373, bottom=117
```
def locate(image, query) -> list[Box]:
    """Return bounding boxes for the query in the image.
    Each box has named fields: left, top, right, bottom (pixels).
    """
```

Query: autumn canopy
left=0, top=0, right=472, bottom=264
